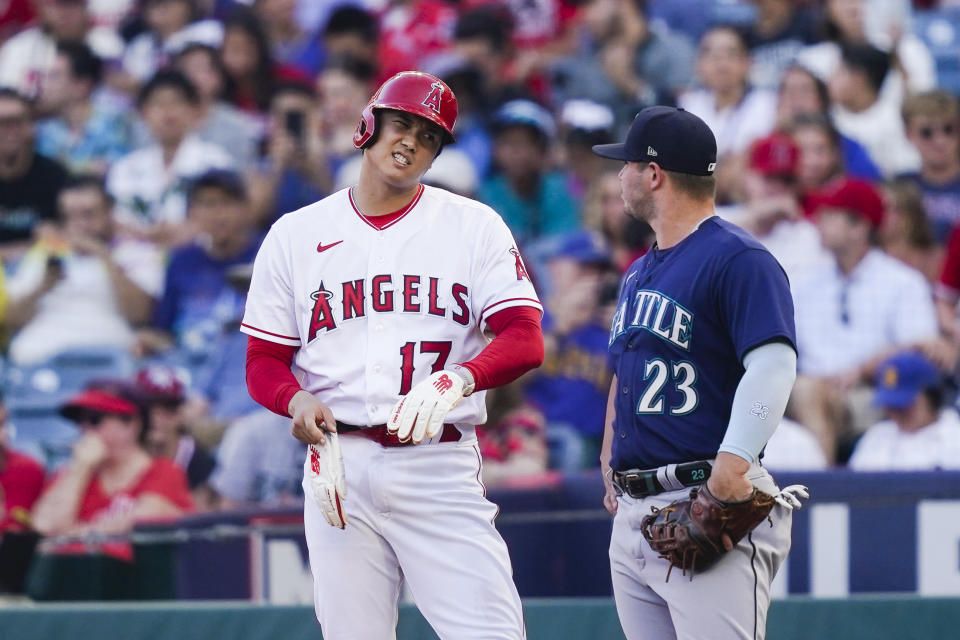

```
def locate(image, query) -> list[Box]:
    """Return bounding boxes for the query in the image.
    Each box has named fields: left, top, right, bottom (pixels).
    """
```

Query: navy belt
left=612, top=461, right=712, bottom=499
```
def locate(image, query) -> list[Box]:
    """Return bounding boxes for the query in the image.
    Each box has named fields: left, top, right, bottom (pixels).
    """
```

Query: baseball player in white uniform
left=241, top=71, right=544, bottom=639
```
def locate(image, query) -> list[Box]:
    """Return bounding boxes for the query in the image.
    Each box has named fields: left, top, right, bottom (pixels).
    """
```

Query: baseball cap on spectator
left=811, top=178, right=885, bottom=228
left=135, top=366, right=187, bottom=406
left=492, top=100, right=556, bottom=141
left=59, top=380, right=144, bottom=422
left=423, top=148, right=479, bottom=195
left=873, top=352, right=940, bottom=409
left=548, top=230, right=612, bottom=267
left=592, top=106, right=717, bottom=176
left=561, top=99, right=615, bottom=146
left=748, top=133, right=799, bottom=179
left=187, top=169, right=248, bottom=203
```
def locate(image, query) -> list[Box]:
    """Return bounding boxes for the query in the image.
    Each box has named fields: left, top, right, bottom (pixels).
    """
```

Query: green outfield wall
left=1, top=597, right=958, bottom=640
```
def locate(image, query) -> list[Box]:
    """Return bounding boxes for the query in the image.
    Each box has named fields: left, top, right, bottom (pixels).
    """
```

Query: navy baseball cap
left=592, top=106, right=718, bottom=176
left=873, top=352, right=940, bottom=409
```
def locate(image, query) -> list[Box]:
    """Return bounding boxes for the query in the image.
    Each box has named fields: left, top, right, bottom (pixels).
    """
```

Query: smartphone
left=284, top=110, right=306, bottom=142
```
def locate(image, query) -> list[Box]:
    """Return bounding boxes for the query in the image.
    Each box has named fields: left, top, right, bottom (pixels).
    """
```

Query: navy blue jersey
left=608, top=217, right=796, bottom=470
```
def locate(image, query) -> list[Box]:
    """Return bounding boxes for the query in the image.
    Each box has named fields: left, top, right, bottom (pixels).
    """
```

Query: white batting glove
left=387, top=369, right=473, bottom=444
left=774, top=484, right=809, bottom=511
left=307, top=434, right=347, bottom=529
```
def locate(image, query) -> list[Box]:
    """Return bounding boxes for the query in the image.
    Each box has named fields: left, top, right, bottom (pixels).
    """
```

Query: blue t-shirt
left=608, top=217, right=795, bottom=470
left=153, top=236, right=263, bottom=351
left=524, top=321, right=611, bottom=438
left=898, top=172, right=960, bottom=244
left=477, top=171, right=580, bottom=245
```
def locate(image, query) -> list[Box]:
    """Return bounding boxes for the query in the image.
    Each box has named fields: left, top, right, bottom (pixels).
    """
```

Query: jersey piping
left=348, top=184, right=424, bottom=231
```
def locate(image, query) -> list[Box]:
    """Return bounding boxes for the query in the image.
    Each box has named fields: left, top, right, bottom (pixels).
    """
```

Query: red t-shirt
left=0, top=448, right=45, bottom=532
left=54, top=458, right=193, bottom=561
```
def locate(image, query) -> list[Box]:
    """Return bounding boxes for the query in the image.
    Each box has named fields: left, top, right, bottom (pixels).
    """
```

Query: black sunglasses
left=75, top=412, right=105, bottom=427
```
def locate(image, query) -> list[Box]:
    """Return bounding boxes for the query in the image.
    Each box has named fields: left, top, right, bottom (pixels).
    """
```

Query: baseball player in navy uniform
left=242, top=71, right=543, bottom=639
left=594, top=106, right=806, bottom=639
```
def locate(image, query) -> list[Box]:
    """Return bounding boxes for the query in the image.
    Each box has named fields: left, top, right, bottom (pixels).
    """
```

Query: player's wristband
left=447, top=364, right=476, bottom=396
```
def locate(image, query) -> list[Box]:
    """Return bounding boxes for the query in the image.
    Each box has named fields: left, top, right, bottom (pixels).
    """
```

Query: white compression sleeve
left=718, top=341, right=798, bottom=464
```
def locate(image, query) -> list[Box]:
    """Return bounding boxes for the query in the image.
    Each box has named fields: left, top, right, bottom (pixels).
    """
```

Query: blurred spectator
left=321, top=5, right=379, bottom=67
left=35, top=41, right=131, bottom=174
left=743, top=0, right=819, bottom=90
left=6, top=175, right=162, bottom=365
left=790, top=178, right=938, bottom=461
left=724, top=132, right=829, bottom=279
left=422, top=148, right=479, bottom=197
left=797, top=0, right=936, bottom=110
left=558, top=99, right=616, bottom=203
left=135, top=170, right=261, bottom=414
left=0, top=394, right=45, bottom=534
left=880, top=178, right=941, bottom=282
left=898, top=90, right=960, bottom=243
left=174, top=42, right=261, bottom=168
left=761, top=417, right=829, bottom=471
left=0, top=391, right=44, bottom=594
left=848, top=351, right=960, bottom=470
left=478, top=99, right=579, bottom=245
left=774, top=64, right=881, bottom=182
left=436, top=63, right=495, bottom=179
left=248, top=80, right=330, bottom=226
left=376, top=0, right=457, bottom=82
left=136, top=365, right=218, bottom=510
left=581, top=168, right=653, bottom=273
left=550, top=0, right=695, bottom=130
left=523, top=230, right=615, bottom=470
left=253, top=0, right=322, bottom=76
left=208, top=408, right=304, bottom=508
left=0, top=88, right=68, bottom=259
left=0, top=0, right=89, bottom=99
left=450, top=6, right=520, bottom=109
left=106, top=69, right=233, bottom=248
left=933, top=224, right=960, bottom=343
left=220, top=8, right=278, bottom=115
left=477, top=405, right=549, bottom=486
left=790, top=114, right=851, bottom=202
left=120, top=0, right=217, bottom=86
left=829, top=43, right=919, bottom=177
left=317, top=55, right=375, bottom=168
left=30, top=380, right=193, bottom=558
left=679, top=24, right=777, bottom=156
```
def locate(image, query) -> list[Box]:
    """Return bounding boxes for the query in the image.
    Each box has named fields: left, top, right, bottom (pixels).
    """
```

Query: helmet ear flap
left=353, top=104, right=377, bottom=149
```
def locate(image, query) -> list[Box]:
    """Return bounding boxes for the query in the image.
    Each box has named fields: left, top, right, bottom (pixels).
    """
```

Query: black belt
left=612, top=461, right=712, bottom=499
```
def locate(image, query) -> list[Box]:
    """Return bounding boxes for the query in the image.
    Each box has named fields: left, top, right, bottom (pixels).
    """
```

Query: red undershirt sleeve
left=246, top=335, right=301, bottom=417
left=459, top=306, right=544, bottom=392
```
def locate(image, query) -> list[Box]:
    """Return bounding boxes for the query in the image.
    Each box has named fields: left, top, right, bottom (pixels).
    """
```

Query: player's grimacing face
left=367, top=110, right=443, bottom=187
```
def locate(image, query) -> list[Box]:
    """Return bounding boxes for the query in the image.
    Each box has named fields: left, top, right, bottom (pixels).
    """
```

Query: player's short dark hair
left=323, top=6, right=379, bottom=42
left=59, top=173, right=113, bottom=207
left=840, top=43, right=890, bottom=95
left=136, top=69, right=200, bottom=108
left=454, top=6, right=514, bottom=50
left=187, top=169, right=248, bottom=204
left=665, top=169, right=716, bottom=201
left=56, top=41, right=102, bottom=85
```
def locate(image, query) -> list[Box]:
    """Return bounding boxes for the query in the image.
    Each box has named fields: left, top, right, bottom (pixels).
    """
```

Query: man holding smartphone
left=248, top=80, right=333, bottom=226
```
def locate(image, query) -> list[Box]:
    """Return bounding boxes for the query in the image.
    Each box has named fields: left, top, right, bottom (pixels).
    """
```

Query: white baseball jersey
left=241, top=184, right=542, bottom=425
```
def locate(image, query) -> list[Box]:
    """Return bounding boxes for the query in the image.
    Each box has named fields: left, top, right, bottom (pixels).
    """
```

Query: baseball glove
left=640, top=484, right=776, bottom=581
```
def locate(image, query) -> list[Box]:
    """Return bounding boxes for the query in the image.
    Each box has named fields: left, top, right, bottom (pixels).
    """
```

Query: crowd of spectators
left=2, top=0, right=960, bottom=586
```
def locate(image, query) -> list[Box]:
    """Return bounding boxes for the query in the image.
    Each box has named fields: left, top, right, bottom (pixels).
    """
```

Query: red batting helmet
left=353, top=71, right=458, bottom=149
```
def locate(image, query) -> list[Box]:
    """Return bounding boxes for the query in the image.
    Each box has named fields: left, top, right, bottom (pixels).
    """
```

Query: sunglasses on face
left=917, top=123, right=956, bottom=140
left=76, top=412, right=106, bottom=428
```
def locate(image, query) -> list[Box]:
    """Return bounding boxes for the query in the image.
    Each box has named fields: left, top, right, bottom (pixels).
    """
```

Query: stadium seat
left=7, top=400, right=78, bottom=469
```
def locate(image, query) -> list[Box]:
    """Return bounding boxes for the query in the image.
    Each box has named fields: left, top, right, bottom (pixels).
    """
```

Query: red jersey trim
left=479, top=297, right=543, bottom=325
left=240, top=322, right=301, bottom=344
left=348, top=184, right=424, bottom=231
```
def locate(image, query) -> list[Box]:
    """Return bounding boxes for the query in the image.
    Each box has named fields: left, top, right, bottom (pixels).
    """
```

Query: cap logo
left=646, top=146, right=658, bottom=157
left=422, top=82, right=444, bottom=114
left=883, top=366, right=898, bottom=388
left=707, top=162, right=717, bottom=172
